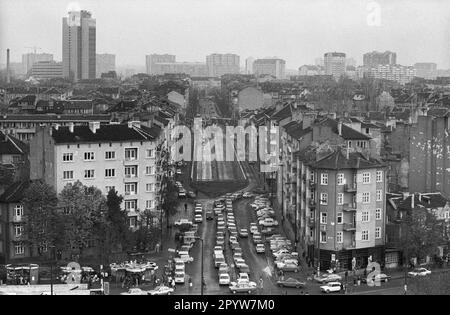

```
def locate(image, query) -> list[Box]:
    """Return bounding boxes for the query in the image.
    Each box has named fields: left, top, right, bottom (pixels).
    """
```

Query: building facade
left=145, top=54, right=176, bottom=75
left=324, top=52, right=346, bottom=80
left=253, top=58, right=286, bottom=79
left=29, top=61, right=63, bottom=79
left=62, top=10, right=96, bottom=80
left=22, top=53, right=54, bottom=75
left=366, top=64, right=416, bottom=84
left=414, top=63, right=437, bottom=80
left=96, top=53, right=116, bottom=78
left=245, top=57, right=255, bottom=74
left=363, top=51, right=397, bottom=67
left=206, top=54, right=240, bottom=77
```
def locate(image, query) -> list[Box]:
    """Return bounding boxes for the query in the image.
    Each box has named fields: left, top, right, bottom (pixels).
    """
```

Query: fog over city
left=1, top=0, right=450, bottom=68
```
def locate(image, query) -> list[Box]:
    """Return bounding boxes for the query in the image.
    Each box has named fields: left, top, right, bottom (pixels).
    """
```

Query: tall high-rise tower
left=62, top=10, right=96, bottom=80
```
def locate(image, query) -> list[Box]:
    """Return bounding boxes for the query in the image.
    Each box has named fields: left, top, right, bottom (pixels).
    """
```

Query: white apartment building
left=29, top=122, right=163, bottom=227
left=367, top=64, right=416, bottom=84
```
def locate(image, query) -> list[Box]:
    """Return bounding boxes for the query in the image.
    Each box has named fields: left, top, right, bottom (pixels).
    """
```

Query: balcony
left=344, top=184, right=357, bottom=193
left=309, top=199, right=316, bottom=208
left=12, top=216, right=24, bottom=223
left=308, top=217, right=315, bottom=227
left=343, top=223, right=356, bottom=231
left=343, top=242, right=356, bottom=250
left=342, top=203, right=357, bottom=212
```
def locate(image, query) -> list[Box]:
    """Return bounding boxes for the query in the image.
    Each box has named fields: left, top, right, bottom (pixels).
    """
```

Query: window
left=146, top=166, right=155, bottom=175
left=125, top=166, right=138, bottom=178
left=84, top=169, right=95, bottom=179
left=320, top=231, right=327, bottom=243
left=15, top=243, right=25, bottom=255
left=125, top=200, right=137, bottom=211
left=362, top=211, right=369, bottom=222
left=63, top=153, right=73, bottom=162
left=125, top=148, right=138, bottom=160
left=310, top=172, right=315, bottom=182
left=348, top=141, right=352, bottom=148
left=337, top=173, right=344, bottom=185
left=146, top=183, right=155, bottom=192
left=320, top=212, right=327, bottom=224
left=84, top=152, right=95, bottom=161
left=125, top=183, right=137, bottom=195
left=129, top=217, right=137, bottom=228
left=445, top=212, right=450, bottom=219
left=376, top=208, right=382, bottom=220
left=321, top=173, right=328, bottom=185
left=14, top=205, right=24, bottom=218
left=362, top=230, right=369, bottom=241
left=362, top=192, right=370, bottom=204
left=14, top=225, right=23, bottom=237
left=376, top=190, right=383, bottom=201
left=362, top=172, right=371, bottom=184
left=376, top=171, right=383, bottom=183
left=146, top=200, right=155, bottom=209
left=146, top=149, right=155, bottom=158
left=375, top=227, right=381, bottom=239
left=105, top=168, right=116, bottom=178
left=63, top=170, right=74, bottom=180
left=337, top=193, right=344, bottom=205
left=336, top=232, right=343, bottom=243
left=337, top=212, right=343, bottom=224
left=105, top=186, right=115, bottom=193
left=320, top=193, right=328, bottom=205
left=105, top=151, right=116, bottom=160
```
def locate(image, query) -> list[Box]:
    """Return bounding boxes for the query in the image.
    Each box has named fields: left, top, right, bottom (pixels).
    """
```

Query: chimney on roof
left=68, top=122, right=74, bottom=133
left=89, top=121, right=100, bottom=134
left=6, top=48, right=10, bottom=84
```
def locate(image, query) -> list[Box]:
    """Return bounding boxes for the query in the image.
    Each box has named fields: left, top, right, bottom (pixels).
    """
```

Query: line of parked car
left=175, top=181, right=196, bottom=199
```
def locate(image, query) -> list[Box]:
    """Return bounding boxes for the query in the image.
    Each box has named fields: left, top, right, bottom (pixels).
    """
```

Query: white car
left=243, top=192, right=254, bottom=198
left=148, top=286, right=174, bottom=295
left=259, top=218, right=278, bottom=227
left=238, top=273, right=250, bottom=283
left=194, top=214, right=203, bottom=223
left=174, top=271, right=185, bottom=284
left=408, top=268, right=432, bottom=277
left=273, top=249, right=291, bottom=258
left=120, top=288, right=149, bottom=295
left=219, top=273, right=231, bottom=285
left=250, top=225, right=259, bottom=234
left=179, top=254, right=194, bottom=263
left=235, top=258, right=246, bottom=268
left=174, top=259, right=185, bottom=272
left=255, top=244, right=265, bottom=254
left=320, top=282, right=342, bottom=293
left=174, top=219, right=193, bottom=226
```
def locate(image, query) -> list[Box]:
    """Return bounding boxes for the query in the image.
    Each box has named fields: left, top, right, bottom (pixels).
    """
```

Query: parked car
left=276, top=262, right=299, bottom=272
left=120, top=288, right=149, bottom=295
left=259, top=218, right=278, bottom=227
left=277, top=278, right=306, bottom=288
left=174, top=271, right=185, bottom=284
left=206, top=211, right=214, bottom=220
left=147, top=285, right=174, bottom=295
left=320, top=282, right=342, bottom=293
left=187, top=191, right=196, bottom=198
left=255, top=244, right=265, bottom=254
left=174, top=219, right=193, bottom=227
left=194, top=214, right=203, bottom=223
left=218, top=264, right=229, bottom=275
left=362, top=273, right=391, bottom=283
left=219, top=273, right=231, bottom=285
left=229, top=281, right=258, bottom=294
left=239, top=229, right=249, bottom=238
left=179, top=254, right=194, bottom=263
left=214, top=255, right=226, bottom=268
left=315, top=273, right=342, bottom=284
left=239, top=264, right=251, bottom=274
left=408, top=268, right=432, bottom=277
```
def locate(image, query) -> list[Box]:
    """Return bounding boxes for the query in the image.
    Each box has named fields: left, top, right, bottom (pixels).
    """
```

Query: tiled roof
left=397, top=193, right=448, bottom=211
left=318, top=118, right=371, bottom=140
left=271, top=104, right=292, bottom=122
left=50, top=124, right=156, bottom=144
left=0, top=181, right=29, bottom=203
left=311, top=149, right=384, bottom=170
left=427, top=108, right=449, bottom=118
left=0, top=131, right=28, bottom=155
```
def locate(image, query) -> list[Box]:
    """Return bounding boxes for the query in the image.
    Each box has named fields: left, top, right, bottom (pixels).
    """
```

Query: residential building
left=96, top=53, right=116, bottom=78
left=245, top=57, right=255, bottom=74
left=62, top=10, right=96, bottom=80
left=366, top=64, right=416, bottom=84
left=0, top=132, right=29, bottom=196
left=363, top=51, right=397, bottom=67
left=206, top=54, right=240, bottom=77
left=145, top=54, right=176, bottom=75
left=253, top=58, right=286, bottom=79
left=414, top=63, right=437, bottom=80
left=295, top=147, right=387, bottom=270
left=151, top=62, right=207, bottom=76
left=29, top=122, right=163, bottom=227
left=28, top=61, right=63, bottom=79
left=22, top=53, right=54, bottom=74
left=298, top=65, right=324, bottom=76
left=324, top=52, right=346, bottom=80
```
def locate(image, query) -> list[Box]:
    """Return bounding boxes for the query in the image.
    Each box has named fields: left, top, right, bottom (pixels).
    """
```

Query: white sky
left=1, top=0, right=449, bottom=69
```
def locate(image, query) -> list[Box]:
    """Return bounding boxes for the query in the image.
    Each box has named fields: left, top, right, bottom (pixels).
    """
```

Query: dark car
left=361, top=273, right=391, bottom=284
left=206, top=211, right=214, bottom=220
left=276, top=278, right=306, bottom=288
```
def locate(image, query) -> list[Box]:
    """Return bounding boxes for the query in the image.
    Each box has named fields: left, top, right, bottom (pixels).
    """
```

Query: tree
left=22, top=180, right=62, bottom=257
left=58, top=181, right=108, bottom=260
left=131, top=209, right=161, bottom=252
left=400, top=208, right=445, bottom=266
left=161, top=180, right=179, bottom=220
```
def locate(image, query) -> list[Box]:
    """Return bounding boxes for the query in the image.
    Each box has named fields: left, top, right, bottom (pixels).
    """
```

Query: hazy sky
left=1, top=0, right=450, bottom=69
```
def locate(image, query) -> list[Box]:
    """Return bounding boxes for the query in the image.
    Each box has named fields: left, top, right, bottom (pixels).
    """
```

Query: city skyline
left=1, top=0, right=450, bottom=70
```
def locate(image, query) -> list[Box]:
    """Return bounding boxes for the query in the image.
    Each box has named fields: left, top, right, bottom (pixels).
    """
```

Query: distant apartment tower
left=363, top=51, right=397, bottom=67
left=245, top=57, right=255, bottom=74
left=206, top=54, right=240, bottom=77
left=96, top=53, right=115, bottom=78
left=367, top=64, right=416, bottom=84
left=62, top=10, right=96, bottom=80
left=29, top=61, right=63, bottom=79
left=324, top=52, right=346, bottom=80
left=22, top=53, right=54, bottom=74
left=145, top=54, right=176, bottom=75
left=253, top=58, right=286, bottom=79
left=414, top=63, right=437, bottom=80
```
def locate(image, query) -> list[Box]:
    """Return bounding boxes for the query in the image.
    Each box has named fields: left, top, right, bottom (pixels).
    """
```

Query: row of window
left=319, top=191, right=383, bottom=205
left=320, top=171, right=383, bottom=185
left=320, top=228, right=382, bottom=243
left=62, top=166, right=157, bottom=180
left=62, top=148, right=156, bottom=162
left=123, top=199, right=156, bottom=211
left=319, top=209, right=382, bottom=224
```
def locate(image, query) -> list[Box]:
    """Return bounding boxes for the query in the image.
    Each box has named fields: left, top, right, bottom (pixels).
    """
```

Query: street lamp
left=195, top=237, right=204, bottom=296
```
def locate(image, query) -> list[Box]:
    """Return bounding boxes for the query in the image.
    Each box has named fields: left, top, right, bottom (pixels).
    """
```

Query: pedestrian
left=184, top=203, right=188, bottom=212
left=171, top=278, right=176, bottom=289
left=188, top=277, right=192, bottom=289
